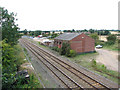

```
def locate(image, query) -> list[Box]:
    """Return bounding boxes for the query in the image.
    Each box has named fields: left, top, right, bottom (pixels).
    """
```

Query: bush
left=66, top=50, right=76, bottom=57
left=90, top=33, right=99, bottom=41
left=91, top=59, right=96, bottom=67
left=101, top=64, right=106, bottom=71
left=107, top=34, right=116, bottom=45
left=105, top=41, right=114, bottom=45
left=59, top=48, right=62, bottom=55
left=59, top=43, right=70, bottom=55
left=51, top=46, right=59, bottom=52
left=95, top=40, right=105, bottom=46
left=51, top=33, right=58, bottom=38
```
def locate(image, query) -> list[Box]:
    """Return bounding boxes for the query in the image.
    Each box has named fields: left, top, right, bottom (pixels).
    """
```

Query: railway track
left=20, top=38, right=111, bottom=89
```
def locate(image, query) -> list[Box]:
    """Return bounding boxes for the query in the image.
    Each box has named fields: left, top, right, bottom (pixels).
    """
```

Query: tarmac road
left=95, top=48, right=119, bottom=72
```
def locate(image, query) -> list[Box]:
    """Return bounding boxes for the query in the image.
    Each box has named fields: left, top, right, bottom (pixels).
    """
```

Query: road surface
left=95, top=48, right=118, bottom=72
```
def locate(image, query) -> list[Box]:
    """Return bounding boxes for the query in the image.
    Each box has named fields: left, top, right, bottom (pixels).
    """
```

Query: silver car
left=96, top=45, right=103, bottom=48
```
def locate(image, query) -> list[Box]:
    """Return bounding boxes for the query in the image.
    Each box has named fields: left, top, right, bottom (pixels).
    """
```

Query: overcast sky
left=1, top=0, right=119, bottom=31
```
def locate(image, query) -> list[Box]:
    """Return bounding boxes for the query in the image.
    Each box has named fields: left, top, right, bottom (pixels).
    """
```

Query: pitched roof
left=55, top=33, right=81, bottom=40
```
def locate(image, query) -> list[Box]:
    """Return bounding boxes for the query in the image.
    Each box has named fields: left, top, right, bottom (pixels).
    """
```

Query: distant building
left=54, top=33, right=95, bottom=53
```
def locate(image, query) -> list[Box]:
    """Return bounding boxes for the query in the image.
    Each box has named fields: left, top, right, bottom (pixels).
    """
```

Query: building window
left=59, top=42, right=61, bottom=44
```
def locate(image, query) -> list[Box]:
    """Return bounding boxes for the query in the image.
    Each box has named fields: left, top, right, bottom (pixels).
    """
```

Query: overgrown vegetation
left=2, top=40, right=24, bottom=88
left=90, top=32, right=119, bottom=51
left=1, top=7, right=42, bottom=89
left=13, top=73, right=42, bottom=88
left=1, top=7, right=20, bottom=46
left=2, top=40, right=42, bottom=88
left=90, top=59, right=119, bottom=84
left=96, top=35, right=119, bottom=51
left=106, top=34, right=117, bottom=45
left=103, top=40, right=119, bottom=51
left=51, top=42, right=77, bottom=57
left=90, top=33, right=99, bottom=45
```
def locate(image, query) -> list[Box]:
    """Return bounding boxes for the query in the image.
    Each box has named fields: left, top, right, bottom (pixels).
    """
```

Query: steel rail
left=23, top=39, right=110, bottom=89
left=24, top=40, right=99, bottom=89
left=21, top=40, right=84, bottom=89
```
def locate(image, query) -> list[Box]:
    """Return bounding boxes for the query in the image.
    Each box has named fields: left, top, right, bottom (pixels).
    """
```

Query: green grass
left=13, top=44, right=27, bottom=70
left=102, top=40, right=119, bottom=51
left=103, top=45, right=119, bottom=51
left=94, top=70, right=119, bottom=84
left=68, top=53, right=119, bottom=84
left=15, top=43, right=43, bottom=88
left=38, top=42, right=49, bottom=49
left=68, top=52, right=98, bottom=63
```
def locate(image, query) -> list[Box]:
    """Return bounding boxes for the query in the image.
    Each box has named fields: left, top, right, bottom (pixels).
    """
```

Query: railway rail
left=20, top=38, right=111, bottom=89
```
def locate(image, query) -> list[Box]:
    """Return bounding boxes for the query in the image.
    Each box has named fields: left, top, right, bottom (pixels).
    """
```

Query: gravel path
left=95, top=48, right=118, bottom=72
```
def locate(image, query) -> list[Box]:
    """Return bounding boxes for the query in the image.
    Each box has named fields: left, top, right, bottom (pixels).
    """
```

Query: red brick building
left=54, top=33, right=95, bottom=53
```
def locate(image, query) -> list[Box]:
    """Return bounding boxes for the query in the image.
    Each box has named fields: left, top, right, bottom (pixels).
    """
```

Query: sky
left=0, top=0, right=119, bottom=31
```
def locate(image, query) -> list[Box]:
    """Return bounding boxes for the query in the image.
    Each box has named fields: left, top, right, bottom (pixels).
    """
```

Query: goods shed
left=54, top=33, right=95, bottom=53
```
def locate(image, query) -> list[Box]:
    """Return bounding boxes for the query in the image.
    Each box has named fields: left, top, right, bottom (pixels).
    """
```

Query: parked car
left=96, top=45, right=103, bottom=48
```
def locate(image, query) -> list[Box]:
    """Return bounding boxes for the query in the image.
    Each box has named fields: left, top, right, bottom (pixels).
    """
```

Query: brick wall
left=70, top=33, right=95, bottom=53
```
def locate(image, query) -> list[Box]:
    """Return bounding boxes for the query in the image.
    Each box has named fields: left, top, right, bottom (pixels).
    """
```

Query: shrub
left=66, top=50, right=76, bottom=57
left=51, top=46, right=59, bottom=52
left=59, top=42, right=70, bottom=55
left=107, top=34, right=116, bottom=45
left=59, top=48, right=62, bottom=55
left=56, top=47, right=60, bottom=52
left=105, top=41, right=113, bottom=45
left=90, top=33, right=99, bottom=41
left=91, top=59, right=96, bottom=67
left=101, top=64, right=106, bottom=71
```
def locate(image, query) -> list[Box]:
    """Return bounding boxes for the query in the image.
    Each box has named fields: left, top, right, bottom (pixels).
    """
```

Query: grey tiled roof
left=55, top=33, right=81, bottom=40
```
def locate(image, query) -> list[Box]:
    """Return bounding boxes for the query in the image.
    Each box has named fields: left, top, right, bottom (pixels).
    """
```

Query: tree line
left=20, top=29, right=119, bottom=37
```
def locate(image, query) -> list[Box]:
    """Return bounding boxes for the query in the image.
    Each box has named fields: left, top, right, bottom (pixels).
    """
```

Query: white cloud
left=0, top=0, right=119, bottom=30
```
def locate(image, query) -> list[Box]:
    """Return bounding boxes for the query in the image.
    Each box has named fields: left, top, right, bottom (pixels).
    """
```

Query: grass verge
left=17, top=43, right=43, bottom=88
left=68, top=54, right=119, bottom=84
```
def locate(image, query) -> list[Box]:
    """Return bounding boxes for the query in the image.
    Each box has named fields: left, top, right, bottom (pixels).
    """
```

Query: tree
left=104, top=30, right=110, bottom=35
left=52, top=31, right=55, bottom=34
left=34, top=30, right=41, bottom=36
left=90, top=33, right=99, bottom=41
left=82, top=29, right=88, bottom=32
left=29, top=31, right=34, bottom=36
left=59, top=42, right=70, bottom=55
left=51, top=33, right=58, bottom=38
left=1, top=7, right=20, bottom=45
left=71, top=29, right=75, bottom=32
left=107, top=34, right=116, bottom=45
left=90, top=33, right=99, bottom=45
left=23, top=29, right=27, bottom=35
left=89, top=29, right=94, bottom=33
left=63, top=30, right=68, bottom=32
